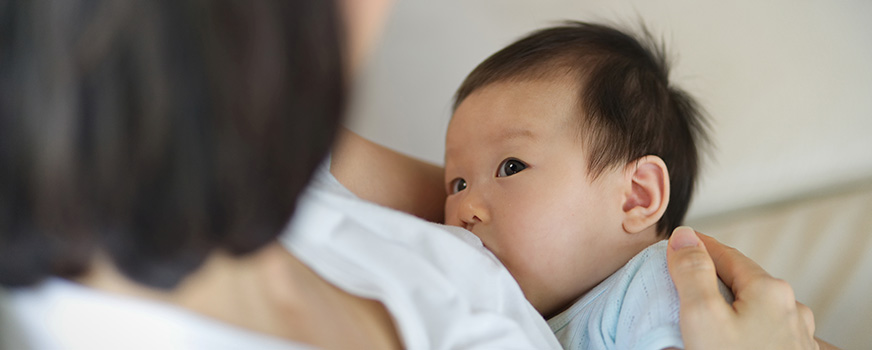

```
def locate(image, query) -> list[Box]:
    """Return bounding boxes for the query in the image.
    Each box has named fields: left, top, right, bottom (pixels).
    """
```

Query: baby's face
left=444, top=79, right=633, bottom=317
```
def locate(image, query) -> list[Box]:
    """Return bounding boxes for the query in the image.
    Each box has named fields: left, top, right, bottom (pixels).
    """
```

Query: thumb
left=667, top=227, right=730, bottom=322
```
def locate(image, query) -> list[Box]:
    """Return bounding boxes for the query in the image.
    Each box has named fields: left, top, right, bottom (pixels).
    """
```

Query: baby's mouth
left=466, top=227, right=491, bottom=249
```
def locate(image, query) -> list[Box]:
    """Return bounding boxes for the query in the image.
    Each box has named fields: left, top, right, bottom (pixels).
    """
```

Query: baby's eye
left=497, top=158, right=527, bottom=177
left=450, top=178, right=468, bottom=194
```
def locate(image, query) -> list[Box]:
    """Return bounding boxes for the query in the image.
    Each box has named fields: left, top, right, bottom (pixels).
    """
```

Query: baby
left=443, top=21, right=729, bottom=349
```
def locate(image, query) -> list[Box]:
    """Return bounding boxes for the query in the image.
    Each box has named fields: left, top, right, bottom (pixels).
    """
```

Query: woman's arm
left=666, top=227, right=839, bottom=349
left=330, top=127, right=447, bottom=222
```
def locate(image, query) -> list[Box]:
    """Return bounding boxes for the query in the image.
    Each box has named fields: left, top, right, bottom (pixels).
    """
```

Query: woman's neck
left=78, top=242, right=402, bottom=349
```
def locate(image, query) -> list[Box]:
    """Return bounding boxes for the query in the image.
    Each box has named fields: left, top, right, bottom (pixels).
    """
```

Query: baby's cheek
left=443, top=202, right=461, bottom=227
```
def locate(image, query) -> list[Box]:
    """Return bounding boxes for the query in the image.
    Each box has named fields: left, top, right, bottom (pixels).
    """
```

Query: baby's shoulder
left=548, top=241, right=682, bottom=350
left=618, top=240, right=732, bottom=304
left=619, top=240, right=672, bottom=285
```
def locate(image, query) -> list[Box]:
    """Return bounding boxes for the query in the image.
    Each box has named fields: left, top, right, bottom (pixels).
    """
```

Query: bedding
left=689, top=180, right=872, bottom=349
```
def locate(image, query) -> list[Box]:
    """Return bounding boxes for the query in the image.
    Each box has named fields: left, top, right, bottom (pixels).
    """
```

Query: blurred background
left=344, top=1, right=872, bottom=347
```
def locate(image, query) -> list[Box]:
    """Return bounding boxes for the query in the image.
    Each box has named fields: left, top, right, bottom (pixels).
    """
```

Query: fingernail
left=670, top=226, right=700, bottom=250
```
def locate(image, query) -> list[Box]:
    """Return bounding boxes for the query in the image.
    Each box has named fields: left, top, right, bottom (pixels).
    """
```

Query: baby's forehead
left=445, top=109, right=591, bottom=164
left=449, top=78, right=590, bottom=135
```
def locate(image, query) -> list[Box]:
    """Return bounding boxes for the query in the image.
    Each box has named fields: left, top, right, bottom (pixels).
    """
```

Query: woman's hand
left=666, top=226, right=838, bottom=349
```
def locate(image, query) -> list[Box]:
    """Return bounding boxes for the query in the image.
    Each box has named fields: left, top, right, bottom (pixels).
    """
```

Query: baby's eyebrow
left=445, top=127, right=535, bottom=163
left=498, top=128, right=535, bottom=141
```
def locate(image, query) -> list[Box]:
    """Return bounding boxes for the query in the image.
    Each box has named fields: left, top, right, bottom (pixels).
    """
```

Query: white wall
left=346, top=0, right=872, bottom=220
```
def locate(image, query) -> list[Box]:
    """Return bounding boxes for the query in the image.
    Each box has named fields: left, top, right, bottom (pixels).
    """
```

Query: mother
left=0, top=0, right=827, bottom=348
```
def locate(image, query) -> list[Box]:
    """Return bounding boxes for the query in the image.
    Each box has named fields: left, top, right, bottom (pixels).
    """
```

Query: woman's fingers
left=666, top=227, right=731, bottom=325
left=697, top=233, right=804, bottom=316
left=797, top=302, right=816, bottom=339
left=669, top=227, right=828, bottom=350
left=697, top=233, right=772, bottom=300
left=667, top=227, right=722, bottom=304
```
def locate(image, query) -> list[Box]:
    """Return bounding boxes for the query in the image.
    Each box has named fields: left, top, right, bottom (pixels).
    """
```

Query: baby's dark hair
left=453, top=21, right=709, bottom=236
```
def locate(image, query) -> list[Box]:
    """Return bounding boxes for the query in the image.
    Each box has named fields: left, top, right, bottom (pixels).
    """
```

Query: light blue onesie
left=547, top=240, right=733, bottom=350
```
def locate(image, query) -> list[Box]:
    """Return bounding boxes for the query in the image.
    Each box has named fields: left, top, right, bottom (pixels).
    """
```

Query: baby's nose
left=458, top=196, right=489, bottom=227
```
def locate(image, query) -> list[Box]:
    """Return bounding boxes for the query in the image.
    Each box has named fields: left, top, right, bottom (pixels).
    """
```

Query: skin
left=443, top=77, right=666, bottom=317
left=332, top=128, right=445, bottom=222
left=82, top=245, right=401, bottom=348
left=340, top=0, right=394, bottom=76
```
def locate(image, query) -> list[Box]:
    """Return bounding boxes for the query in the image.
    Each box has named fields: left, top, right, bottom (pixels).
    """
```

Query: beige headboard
left=689, top=180, right=872, bottom=349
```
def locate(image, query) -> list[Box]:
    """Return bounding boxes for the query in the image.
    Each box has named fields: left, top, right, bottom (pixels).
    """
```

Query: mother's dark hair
left=0, top=0, right=346, bottom=288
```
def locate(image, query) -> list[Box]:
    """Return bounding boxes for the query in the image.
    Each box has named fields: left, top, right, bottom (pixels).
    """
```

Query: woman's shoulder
left=0, top=278, right=309, bottom=349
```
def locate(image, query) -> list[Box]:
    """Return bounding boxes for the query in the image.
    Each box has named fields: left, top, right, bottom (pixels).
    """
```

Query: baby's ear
left=620, top=155, right=670, bottom=234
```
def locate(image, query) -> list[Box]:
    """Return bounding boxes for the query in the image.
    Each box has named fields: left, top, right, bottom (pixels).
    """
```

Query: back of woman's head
left=0, top=0, right=346, bottom=289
